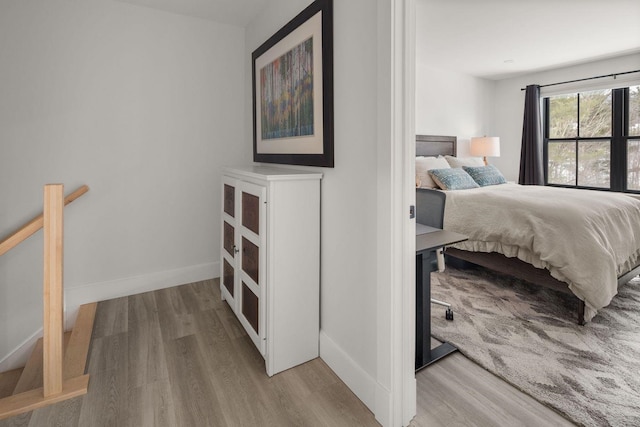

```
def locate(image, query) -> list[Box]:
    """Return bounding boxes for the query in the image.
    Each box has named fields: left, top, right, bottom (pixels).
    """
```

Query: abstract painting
left=252, top=0, right=333, bottom=167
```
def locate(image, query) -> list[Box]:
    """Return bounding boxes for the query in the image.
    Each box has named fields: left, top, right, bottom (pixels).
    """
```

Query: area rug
left=431, top=265, right=640, bottom=427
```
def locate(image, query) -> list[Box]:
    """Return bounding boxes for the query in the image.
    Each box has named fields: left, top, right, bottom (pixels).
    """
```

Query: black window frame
left=543, top=86, right=640, bottom=194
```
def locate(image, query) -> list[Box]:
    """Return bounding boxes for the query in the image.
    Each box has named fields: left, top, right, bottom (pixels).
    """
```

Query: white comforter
left=443, top=183, right=640, bottom=322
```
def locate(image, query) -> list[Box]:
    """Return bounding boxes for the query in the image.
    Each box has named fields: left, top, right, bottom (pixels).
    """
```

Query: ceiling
left=114, top=0, right=640, bottom=80
left=115, top=0, right=267, bottom=27
left=416, top=0, right=640, bottom=80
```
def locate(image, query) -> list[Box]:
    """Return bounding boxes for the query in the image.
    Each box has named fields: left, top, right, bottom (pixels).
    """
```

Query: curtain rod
left=520, top=69, right=640, bottom=91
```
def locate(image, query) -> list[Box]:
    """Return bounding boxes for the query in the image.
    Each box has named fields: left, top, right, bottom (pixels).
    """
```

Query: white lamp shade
left=470, top=136, right=500, bottom=157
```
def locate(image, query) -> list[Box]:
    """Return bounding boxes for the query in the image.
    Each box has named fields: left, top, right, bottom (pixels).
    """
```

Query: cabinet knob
left=233, top=246, right=239, bottom=254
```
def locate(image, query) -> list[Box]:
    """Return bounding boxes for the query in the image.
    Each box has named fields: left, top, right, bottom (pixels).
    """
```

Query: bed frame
left=416, top=134, right=640, bottom=325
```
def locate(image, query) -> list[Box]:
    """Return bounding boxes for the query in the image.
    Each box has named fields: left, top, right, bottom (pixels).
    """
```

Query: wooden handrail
left=0, top=185, right=88, bottom=257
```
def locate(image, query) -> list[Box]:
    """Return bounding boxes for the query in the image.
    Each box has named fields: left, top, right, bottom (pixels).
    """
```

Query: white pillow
left=444, top=155, right=484, bottom=168
left=416, top=156, right=450, bottom=188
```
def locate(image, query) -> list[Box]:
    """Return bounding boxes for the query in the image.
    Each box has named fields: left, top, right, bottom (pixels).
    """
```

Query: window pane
left=629, top=139, right=640, bottom=191
left=630, top=85, right=640, bottom=137
left=579, top=89, right=612, bottom=137
left=577, top=140, right=610, bottom=188
left=548, top=141, right=576, bottom=185
left=549, top=94, right=577, bottom=138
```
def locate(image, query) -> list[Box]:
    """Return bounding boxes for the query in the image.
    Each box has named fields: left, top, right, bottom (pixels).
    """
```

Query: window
left=544, top=85, right=640, bottom=192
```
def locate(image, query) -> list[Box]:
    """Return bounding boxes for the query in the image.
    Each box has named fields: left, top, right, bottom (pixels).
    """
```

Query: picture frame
left=252, top=0, right=334, bottom=168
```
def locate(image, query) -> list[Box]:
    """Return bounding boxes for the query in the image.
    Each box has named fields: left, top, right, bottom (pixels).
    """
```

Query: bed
left=416, top=134, right=640, bottom=324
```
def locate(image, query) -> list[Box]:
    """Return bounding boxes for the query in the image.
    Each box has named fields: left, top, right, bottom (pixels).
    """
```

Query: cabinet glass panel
left=224, top=184, right=235, bottom=217
left=242, top=282, right=259, bottom=333
left=223, top=259, right=234, bottom=297
left=223, top=222, right=235, bottom=257
left=242, top=192, right=260, bottom=235
left=242, top=237, right=259, bottom=284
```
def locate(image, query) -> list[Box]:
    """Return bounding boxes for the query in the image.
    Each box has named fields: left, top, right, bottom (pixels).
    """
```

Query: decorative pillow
left=428, top=168, right=480, bottom=190
left=415, top=156, right=450, bottom=188
left=462, top=164, right=507, bottom=187
left=444, top=155, right=485, bottom=168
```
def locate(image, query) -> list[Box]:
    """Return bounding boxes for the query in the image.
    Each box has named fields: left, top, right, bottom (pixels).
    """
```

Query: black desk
left=415, top=224, right=467, bottom=372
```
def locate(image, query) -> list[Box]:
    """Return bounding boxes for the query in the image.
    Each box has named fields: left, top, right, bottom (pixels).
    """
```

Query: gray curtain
left=518, top=84, right=544, bottom=185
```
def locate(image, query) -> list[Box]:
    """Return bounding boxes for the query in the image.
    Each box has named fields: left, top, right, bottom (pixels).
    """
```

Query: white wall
left=245, top=0, right=387, bottom=417
left=0, top=0, right=247, bottom=367
left=0, top=0, right=403, bottom=421
left=415, top=63, right=496, bottom=156
left=493, top=52, right=640, bottom=181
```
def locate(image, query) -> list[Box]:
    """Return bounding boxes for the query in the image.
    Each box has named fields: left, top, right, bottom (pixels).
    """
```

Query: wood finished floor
left=0, top=279, right=575, bottom=427
left=0, top=279, right=376, bottom=427
left=411, top=339, right=576, bottom=427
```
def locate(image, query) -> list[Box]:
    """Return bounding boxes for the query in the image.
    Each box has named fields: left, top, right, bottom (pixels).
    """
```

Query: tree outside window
left=628, top=86, right=640, bottom=190
left=544, top=85, right=639, bottom=193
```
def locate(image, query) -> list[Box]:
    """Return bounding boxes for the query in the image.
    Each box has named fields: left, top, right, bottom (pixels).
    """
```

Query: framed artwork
left=252, top=0, right=334, bottom=168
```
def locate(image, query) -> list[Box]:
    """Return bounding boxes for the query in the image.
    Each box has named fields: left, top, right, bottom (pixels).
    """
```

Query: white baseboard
left=375, top=382, right=392, bottom=427
left=65, top=261, right=219, bottom=326
left=319, top=330, right=376, bottom=413
left=0, top=261, right=219, bottom=372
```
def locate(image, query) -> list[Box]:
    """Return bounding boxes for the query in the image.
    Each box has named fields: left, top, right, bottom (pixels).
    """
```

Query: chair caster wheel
left=445, top=308, right=454, bottom=321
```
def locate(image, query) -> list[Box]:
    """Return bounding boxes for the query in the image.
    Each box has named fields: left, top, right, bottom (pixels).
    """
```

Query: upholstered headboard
left=416, top=135, right=457, bottom=157
left=415, top=135, right=456, bottom=228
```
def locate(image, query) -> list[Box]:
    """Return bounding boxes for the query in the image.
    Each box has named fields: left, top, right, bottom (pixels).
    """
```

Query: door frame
left=375, top=0, right=416, bottom=425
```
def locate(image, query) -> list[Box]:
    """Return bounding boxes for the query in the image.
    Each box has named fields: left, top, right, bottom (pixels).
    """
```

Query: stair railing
left=0, top=184, right=90, bottom=417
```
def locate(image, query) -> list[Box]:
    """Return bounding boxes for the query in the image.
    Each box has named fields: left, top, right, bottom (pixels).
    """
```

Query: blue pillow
left=462, top=165, right=507, bottom=186
left=428, top=168, right=479, bottom=190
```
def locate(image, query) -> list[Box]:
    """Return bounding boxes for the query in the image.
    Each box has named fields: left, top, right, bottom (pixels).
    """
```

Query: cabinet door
left=237, top=181, right=267, bottom=356
left=220, top=177, right=239, bottom=309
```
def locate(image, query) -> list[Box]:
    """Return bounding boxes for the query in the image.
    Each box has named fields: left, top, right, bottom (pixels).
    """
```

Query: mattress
left=442, top=183, right=640, bottom=322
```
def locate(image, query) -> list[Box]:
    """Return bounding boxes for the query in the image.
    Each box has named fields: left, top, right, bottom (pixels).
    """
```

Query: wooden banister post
left=43, top=184, right=64, bottom=397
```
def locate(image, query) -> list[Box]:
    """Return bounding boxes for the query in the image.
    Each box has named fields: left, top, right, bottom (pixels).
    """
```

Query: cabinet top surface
left=223, top=165, right=323, bottom=181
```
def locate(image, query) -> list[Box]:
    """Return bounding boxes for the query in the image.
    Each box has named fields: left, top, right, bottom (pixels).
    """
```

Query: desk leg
left=415, top=253, right=430, bottom=370
left=415, top=251, right=457, bottom=372
left=415, top=254, right=424, bottom=368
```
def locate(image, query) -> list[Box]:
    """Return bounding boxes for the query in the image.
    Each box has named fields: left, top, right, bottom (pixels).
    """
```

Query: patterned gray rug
left=431, top=265, right=640, bottom=427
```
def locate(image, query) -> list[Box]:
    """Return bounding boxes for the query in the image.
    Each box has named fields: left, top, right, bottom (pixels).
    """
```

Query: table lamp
left=470, top=136, right=500, bottom=165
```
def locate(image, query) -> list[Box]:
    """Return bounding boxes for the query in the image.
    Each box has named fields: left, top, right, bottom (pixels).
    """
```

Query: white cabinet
left=221, top=166, right=322, bottom=376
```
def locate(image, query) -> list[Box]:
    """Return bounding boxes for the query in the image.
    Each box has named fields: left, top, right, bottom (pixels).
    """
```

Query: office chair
left=415, top=188, right=454, bottom=321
